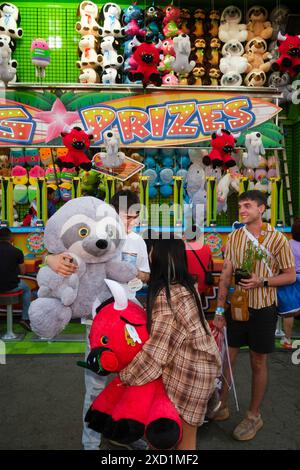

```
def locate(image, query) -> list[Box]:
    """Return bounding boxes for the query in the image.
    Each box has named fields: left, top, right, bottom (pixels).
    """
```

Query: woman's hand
left=46, top=253, right=78, bottom=277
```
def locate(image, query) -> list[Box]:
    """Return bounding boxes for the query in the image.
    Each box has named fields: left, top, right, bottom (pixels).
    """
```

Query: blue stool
left=0, top=289, right=24, bottom=340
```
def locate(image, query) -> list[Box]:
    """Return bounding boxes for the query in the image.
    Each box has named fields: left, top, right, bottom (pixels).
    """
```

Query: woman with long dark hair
left=120, top=235, right=221, bottom=450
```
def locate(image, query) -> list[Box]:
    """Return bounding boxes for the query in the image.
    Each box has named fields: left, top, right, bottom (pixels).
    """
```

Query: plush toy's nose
left=0, top=42, right=3, bottom=47
left=96, top=239, right=108, bottom=249
left=86, top=347, right=111, bottom=375
left=100, top=351, right=119, bottom=372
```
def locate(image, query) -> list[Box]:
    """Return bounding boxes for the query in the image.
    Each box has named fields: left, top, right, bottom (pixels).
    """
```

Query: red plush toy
left=82, top=279, right=182, bottom=450
left=272, top=32, right=300, bottom=78
left=203, top=128, right=238, bottom=169
left=56, top=126, right=93, bottom=171
left=128, top=42, right=162, bottom=87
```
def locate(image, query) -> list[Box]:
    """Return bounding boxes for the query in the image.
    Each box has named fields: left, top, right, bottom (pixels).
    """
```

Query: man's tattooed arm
left=217, top=259, right=233, bottom=308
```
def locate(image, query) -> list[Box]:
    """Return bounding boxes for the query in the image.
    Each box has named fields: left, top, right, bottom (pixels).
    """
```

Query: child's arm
left=119, top=293, right=185, bottom=386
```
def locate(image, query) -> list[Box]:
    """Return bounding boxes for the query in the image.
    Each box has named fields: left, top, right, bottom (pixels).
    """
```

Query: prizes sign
left=0, top=90, right=281, bottom=147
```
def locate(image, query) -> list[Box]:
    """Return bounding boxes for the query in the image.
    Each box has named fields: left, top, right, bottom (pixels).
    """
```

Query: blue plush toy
left=143, top=168, right=158, bottom=198
left=177, top=155, right=191, bottom=169
left=144, top=156, right=158, bottom=170
left=123, top=4, right=144, bottom=25
left=159, top=168, right=174, bottom=198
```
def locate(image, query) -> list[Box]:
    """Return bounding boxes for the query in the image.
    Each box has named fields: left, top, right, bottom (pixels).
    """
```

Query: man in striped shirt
left=213, top=190, right=295, bottom=441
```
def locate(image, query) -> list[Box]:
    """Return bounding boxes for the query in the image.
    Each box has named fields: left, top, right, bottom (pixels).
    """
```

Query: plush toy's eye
left=100, top=336, right=109, bottom=345
left=148, top=7, right=154, bottom=13
left=78, top=226, right=90, bottom=238
left=73, top=138, right=77, bottom=143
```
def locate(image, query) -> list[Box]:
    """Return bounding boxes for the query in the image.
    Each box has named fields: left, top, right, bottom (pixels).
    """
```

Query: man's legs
left=249, top=350, right=268, bottom=416
left=82, top=326, right=108, bottom=450
left=18, top=280, right=31, bottom=321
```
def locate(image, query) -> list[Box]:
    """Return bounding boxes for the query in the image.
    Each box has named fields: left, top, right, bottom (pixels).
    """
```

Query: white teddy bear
left=77, top=35, right=102, bottom=69
left=75, top=1, right=100, bottom=36
left=218, top=6, right=248, bottom=43
left=100, top=35, right=123, bottom=69
left=0, top=3, right=22, bottom=39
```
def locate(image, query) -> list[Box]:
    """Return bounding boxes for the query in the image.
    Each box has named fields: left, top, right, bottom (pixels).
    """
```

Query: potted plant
left=235, top=241, right=266, bottom=285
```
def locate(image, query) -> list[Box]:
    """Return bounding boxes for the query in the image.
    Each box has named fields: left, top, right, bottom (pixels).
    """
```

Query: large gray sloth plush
left=29, top=197, right=137, bottom=339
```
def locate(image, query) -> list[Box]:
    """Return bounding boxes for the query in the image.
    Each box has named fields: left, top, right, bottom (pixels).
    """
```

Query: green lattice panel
left=66, top=8, right=81, bottom=83
left=284, top=125, right=300, bottom=220
left=13, top=7, right=37, bottom=82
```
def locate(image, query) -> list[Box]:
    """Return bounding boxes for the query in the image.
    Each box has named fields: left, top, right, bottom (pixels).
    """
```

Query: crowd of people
left=0, top=189, right=299, bottom=450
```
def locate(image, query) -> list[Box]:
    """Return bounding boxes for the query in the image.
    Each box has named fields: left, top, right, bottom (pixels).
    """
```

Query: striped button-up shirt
left=225, top=224, right=295, bottom=309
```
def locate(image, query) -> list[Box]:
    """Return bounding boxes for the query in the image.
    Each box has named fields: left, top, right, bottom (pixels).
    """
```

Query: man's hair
left=292, top=217, right=300, bottom=242
left=0, top=227, right=12, bottom=241
left=238, top=190, right=267, bottom=208
left=110, top=190, right=140, bottom=214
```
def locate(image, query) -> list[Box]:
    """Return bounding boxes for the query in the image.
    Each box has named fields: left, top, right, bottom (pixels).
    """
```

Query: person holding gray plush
left=45, top=191, right=150, bottom=450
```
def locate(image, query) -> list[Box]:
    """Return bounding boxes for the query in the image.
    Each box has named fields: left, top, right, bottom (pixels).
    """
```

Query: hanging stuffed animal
left=268, top=71, right=293, bottom=103
left=83, top=279, right=182, bottom=449
left=271, top=32, right=300, bottom=78
left=203, top=128, right=239, bottom=169
left=162, top=4, right=182, bottom=39
left=95, top=129, right=125, bottom=168
left=218, top=6, right=247, bottom=43
left=244, top=38, right=273, bottom=73
left=158, top=38, right=175, bottom=74
left=128, top=42, right=162, bottom=87
left=180, top=8, right=191, bottom=35
left=77, top=34, right=102, bottom=69
left=144, top=4, right=164, bottom=43
left=0, top=33, right=16, bottom=84
left=205, top=65, right=221, bottom=85
left=75, top=1, right=100, bottom=36
left=30, top=39, right=50, bottom=79
left=99, top=35, right=123, bottom=69
left=191, top=9, right=206, bottom=38
left=242, top=132, right=265, bottom=169
left=207, top=10, right=220, bottom=37
left=207, top=37, right=222, bottom=67
left=0, top=3, right=22, bottom=38
left=170, top=34, right=196, bottom=75
left=122, top=3, right=145, bottom=38
left=79, top=67, right=100, bottom=83
left=244, top=69, right=266, bottom=86
left=246, top=6, right=273, bottom=41
left=191, top=37, right=207, bottom=66
left=189, top=66, right=206, bottom=85
left=99, top=3, right=125, bottom=38
left=270, top=6, right=289, bottom=41
left=220, top=40, right=248, bottom=86
left=101, top=67, right=121, bottom=84
left=56, top=126, right=93, bottom=171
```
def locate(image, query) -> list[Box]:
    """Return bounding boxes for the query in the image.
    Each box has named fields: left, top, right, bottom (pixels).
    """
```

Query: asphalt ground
left=0, top=349, right=299, bottom=450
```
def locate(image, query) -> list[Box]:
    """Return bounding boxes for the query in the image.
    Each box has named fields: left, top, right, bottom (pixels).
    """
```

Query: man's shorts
left=225, top=304, right=278, bottom=354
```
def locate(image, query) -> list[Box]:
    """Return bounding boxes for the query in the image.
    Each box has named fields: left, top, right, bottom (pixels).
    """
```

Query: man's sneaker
left=280, top=337, right=292, bottom=349
left=212, top=405, right=230, bottom=422
left=100, top=437, right=148, bottom=450
left=19, top=319, right=32, bottom=332
left=232, top=411, right=263, bottom=441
